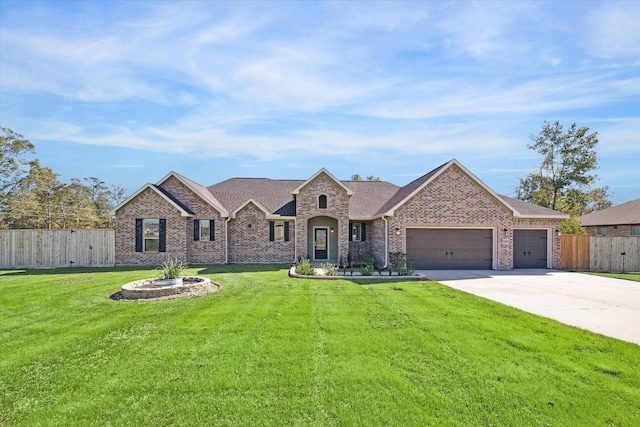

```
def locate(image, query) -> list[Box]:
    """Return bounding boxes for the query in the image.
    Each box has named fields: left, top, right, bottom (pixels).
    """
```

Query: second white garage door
left=406, top=228, right=493, bottom=269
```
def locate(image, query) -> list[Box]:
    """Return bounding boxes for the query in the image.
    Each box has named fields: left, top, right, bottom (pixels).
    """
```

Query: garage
left=406, top=228, right=493, bottom=269
left=513, top=229, right=548, bottom=268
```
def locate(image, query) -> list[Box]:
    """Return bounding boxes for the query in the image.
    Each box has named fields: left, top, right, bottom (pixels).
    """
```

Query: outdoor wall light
left=395, top=228, right=401, bottom=236
left=330, top=227, right=334, bottom=233
left=503, top=228, right=509, bottom=236
left=555, top=228, right=561, bottom=236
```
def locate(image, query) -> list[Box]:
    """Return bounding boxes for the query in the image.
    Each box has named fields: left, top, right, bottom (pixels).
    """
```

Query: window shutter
left=269, top=221, right=275, bottom=241
left=348, top=222, right=353, bottom=241
left=193, top=220, right=200, bottom=241
left=135, top=219, right=143, bottom=252
left=210, top=220, right=215, bottom=241
left=361, top=223, right=366, bottom=242
left=159, top=219, right=167, bottom=252
left=284, top=221, right=289, bottom=241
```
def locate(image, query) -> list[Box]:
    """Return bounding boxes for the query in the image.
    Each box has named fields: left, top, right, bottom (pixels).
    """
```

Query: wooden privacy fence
left=0, top=229, right=115, bottom=268
left=561, top=234, right=590, bottom=270
left=561, top=234, right=640, bottom=272
left=590, top=236, right=640, bottom=273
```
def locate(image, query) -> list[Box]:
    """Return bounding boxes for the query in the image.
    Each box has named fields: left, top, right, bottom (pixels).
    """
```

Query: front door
left=314, top=228, right=328, bottom=260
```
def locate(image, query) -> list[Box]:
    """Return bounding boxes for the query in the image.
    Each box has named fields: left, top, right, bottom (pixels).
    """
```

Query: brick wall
left=159, top=176, right=226, bottom=264
left=585, top=225, right=636, bottom=237
left=227, top=202, right=294, bottom=263
left=115, top=187, right=187, bottom=265
left=295, top=173, right=351, bottom=262
left=384, top=164, right=561, bottom=270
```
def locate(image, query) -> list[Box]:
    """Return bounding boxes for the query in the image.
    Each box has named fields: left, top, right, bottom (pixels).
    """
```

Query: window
left=319, top=195, right=327, bottom=209
left=274, top=221, right=285, bottom=241
left=349, top=222, right=366, bottom=242
left=194, top=219, right=215, bottom=241
left=269, top=221, right=289, bottom=241
left=597, top=226, right=609, bottom=236
left=632, top=226, right=640, bottom=236
left=200, top=220, right=211, bottom=241
left=351, top=223, right=361, bottom=241
left=144, top=219, right=160, bottom=252
left=136, top=218, right=166, bottom=252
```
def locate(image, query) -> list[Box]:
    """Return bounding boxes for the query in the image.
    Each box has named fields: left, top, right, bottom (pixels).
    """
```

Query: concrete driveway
left=420, top=269, right=640, bottom=345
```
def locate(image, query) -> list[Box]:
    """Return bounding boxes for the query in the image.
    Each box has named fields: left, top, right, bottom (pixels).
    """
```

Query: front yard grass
left=1, top=264, right=639, bottom=426
left=589, top=272, right=640, bottom=282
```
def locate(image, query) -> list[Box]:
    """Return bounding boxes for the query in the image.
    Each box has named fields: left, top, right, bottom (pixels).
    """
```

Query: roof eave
left=111, top=183, right=194, bottom=217
left=292, top=168, right=354, bottom=196
left=157, top=171, right=229, bottom=217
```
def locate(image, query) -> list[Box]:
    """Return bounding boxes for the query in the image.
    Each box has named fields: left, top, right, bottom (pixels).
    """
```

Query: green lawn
left=1, top=265, right=639, bottom=426
left=589, top=272, right=640, bottom=282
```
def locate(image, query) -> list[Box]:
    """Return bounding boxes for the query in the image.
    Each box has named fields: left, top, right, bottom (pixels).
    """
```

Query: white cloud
left=585, top=2, right=640, bottom=58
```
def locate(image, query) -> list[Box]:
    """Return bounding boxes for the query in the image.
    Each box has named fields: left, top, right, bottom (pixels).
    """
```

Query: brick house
left=112, top=159, right=566, bottom=269
left=579, top=198, right=640, bottom=237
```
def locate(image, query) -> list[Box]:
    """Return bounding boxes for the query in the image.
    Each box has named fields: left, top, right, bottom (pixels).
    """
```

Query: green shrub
left=158, top=257, right=186, bottom=279
left=321, top=262, right=339, bottom=276
left=360, top=263, right=373, bottom=276
left=389, top=252, right=408, bottom=275
left=295, top=259, right=316, bottom=276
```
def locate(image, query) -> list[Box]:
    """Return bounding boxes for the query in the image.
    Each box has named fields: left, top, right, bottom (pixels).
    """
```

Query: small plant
left=159, top=257, right=186, bottom=279
left=295, top=259, right=316, bottom=276
left=360, top=263, right=373, bottom=276
left=399, top=260, right=415, bottom=276
left=389, top=252, right=408, bottom=276
left=321, top=262, right=339, bottom=276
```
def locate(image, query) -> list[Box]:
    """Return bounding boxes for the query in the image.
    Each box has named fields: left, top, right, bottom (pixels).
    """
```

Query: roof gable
left=292, top=168, right=354, bottom=196
left=110, top=183, right=194, bottom=217
left=379, top=159, right=515, bottom=216
left=157, top=171, right=229, bottom=217
left=377, top=159, right=566, bottom=219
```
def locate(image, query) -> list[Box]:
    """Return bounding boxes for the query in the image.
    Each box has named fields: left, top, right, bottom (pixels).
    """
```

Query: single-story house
left=112, top=159, right=567, bottom=270
left=579, top=199, right=640, bottom=236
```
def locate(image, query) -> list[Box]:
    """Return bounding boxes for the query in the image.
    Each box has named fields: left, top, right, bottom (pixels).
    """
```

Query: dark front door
left=314, top=228, right=328, bottom=260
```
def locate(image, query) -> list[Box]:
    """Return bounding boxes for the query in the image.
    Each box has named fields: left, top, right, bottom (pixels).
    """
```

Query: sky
left=1, top=0, right=638, bottom=204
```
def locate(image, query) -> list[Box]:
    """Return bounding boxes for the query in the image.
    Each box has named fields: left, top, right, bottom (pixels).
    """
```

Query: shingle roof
left=164, top=171, right=228, bottom=216
left=208, top=178, right=302, bottom=216
left=499, top=195, right=567, bottom=218
left=344, top=180, right=400, bottom=218
left=203, top=163, right=566, bottom=219
left=579, top=199, right=640, bottom=226
left=375, top=162, right=447, bottom=215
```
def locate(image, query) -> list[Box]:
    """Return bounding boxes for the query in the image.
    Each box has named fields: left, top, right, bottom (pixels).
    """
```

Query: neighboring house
left=112, top=159, right=567, bottom=270
left=579, top=199, right=640, bottom=237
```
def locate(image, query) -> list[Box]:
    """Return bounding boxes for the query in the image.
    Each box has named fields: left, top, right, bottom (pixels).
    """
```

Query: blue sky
left=1, top=0, right=638, bottom=204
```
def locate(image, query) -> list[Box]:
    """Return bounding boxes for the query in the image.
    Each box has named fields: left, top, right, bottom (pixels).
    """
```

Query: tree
left=516, top=121, right=611, bottom=217
left=1, top=128, right=126, bottom=229
left=1, top=128, right=35, bottom=210
left=351, top=174, right=381, bottom=181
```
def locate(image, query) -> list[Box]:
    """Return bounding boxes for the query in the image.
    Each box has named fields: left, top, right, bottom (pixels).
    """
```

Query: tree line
left=0, top=128, right=126, bottom=229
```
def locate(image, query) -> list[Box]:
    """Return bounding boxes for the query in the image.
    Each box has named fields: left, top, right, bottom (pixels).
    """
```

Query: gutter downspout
left=382, top=215, right=389, bottom=269
left=225, top=217, right=231, bottom=264
left=293, top=220, right=297, bottom=264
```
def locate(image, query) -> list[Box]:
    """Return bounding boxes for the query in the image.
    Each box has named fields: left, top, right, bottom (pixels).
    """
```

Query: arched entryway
left=307, top=216, right=339, bottom=262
